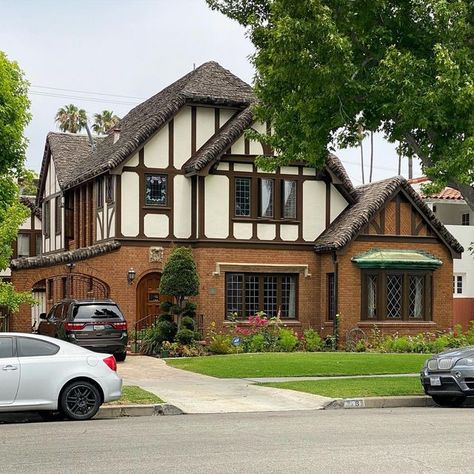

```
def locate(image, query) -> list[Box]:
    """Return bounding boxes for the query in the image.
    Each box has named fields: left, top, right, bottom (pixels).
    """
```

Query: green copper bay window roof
left=351, top=249, right=443, bottom=270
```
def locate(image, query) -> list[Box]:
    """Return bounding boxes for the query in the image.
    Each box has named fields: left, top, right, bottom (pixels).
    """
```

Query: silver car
left=421, top=347, right=474, bottom=407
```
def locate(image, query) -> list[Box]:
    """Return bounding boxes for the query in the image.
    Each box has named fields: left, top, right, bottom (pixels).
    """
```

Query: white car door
left=0, top=336, right=20, bottom=405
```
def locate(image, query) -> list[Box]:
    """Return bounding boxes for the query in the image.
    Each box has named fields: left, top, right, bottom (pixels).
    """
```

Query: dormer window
left=145, top=174, right=167, bottom=206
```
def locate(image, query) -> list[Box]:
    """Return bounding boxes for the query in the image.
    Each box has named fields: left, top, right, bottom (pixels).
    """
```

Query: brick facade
left=11, top=235, right=455, bottom=347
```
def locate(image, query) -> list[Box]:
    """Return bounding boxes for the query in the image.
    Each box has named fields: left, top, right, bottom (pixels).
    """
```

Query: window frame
left=282, top=179, right=297, bottom=220
left=461, top=213, right=470, bottom=226
left=43, top=200, right=51, bottom=238
left=96, top=177, right=104, bottom=209
left=225, top=272, right=298, bottom=320
left=234, top=176, right=252, bottom=217
left=17, top=233, right=30, bottom=258
left=55, top=196, right=62, bottom=235
left=106, top=175, right=114, bottom=204
left=327, top=272, right=336, bottom=321
left=258, top=178, right=275, bottom=218
left=361, top=269, right=432, bottom=322
left=145, top=174, right=168, bottom=207
left=453, top=274, right=463, bottom=295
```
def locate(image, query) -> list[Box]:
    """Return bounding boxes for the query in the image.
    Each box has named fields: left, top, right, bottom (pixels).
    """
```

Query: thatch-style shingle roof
left=63, top=61, right=255, bottom=189
left=10, top=241, right=121, bottom=270
left=314, top=176, right=463, bottom=255
left=20, top=196, right=41, bottom=219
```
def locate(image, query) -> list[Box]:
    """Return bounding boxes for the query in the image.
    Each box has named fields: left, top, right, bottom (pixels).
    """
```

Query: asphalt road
left=0, top=408, right=472, bottom=473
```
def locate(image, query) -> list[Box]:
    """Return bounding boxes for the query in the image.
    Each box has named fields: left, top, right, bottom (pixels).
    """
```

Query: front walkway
left=118, top=356, right=331, bottom=414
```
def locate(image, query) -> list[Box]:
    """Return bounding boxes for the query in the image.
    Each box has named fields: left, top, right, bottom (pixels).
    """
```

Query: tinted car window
left=72, top=304, right=124, bottom=320
left=17, top=337, right=59, bottom=357
left=53, top=304, right=65, bottom=320
left=0, top=337, right=14, bottom=358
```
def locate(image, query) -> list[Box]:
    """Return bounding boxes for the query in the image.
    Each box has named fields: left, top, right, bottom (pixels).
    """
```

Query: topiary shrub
left=175, top=328, right=196, bottom=345
left=181, top=316, right=195, bottom=331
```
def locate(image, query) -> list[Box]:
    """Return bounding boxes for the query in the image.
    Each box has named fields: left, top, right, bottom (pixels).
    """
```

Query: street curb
left=96, top=403, right=184, bottom=419
left=324, top=396, right=436, bottom=410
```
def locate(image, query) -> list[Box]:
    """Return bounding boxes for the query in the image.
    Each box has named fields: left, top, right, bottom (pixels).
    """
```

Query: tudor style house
left=409, top=177, right=474, bottom=330
left=10, top=62, right=463, bottom=343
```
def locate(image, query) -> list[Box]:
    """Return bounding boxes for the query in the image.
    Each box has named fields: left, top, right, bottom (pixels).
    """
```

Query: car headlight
left=456, top=358, right=474, bottom=367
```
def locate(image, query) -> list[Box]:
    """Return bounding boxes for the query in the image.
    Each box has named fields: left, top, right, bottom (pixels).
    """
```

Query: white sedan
left=0, top=333, right=122, bottom=420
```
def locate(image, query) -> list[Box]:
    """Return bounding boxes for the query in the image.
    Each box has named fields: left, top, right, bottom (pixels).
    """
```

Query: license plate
left=430, top=376, right=441, bottom=386
left=94, top=325, right=105, bottom=331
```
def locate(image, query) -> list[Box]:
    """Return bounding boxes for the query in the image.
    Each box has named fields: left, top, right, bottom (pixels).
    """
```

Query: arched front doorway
left=136, top=272, right=171, bottom=329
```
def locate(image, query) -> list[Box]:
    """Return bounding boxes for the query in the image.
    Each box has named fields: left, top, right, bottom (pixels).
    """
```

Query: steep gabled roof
left=20, top=196, right=41, bottom=220
left=37, top=132, right=98, bottom=203
left=63, top=61, right=254, bottom=189
left=314, top=176, right=463, bottom=255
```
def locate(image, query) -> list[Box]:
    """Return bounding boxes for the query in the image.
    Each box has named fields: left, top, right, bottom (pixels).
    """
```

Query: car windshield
left=72, top=304, right=124, bottom=320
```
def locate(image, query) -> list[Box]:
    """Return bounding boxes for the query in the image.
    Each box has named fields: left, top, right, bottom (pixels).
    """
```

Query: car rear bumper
left=99, top=372, right=123, bottom=403
left=67, top=334, right=128, bottom=354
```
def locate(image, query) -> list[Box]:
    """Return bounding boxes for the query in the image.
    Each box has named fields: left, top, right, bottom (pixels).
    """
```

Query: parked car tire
left=115, top=352, right=127, bottom=362
left=60, top=380, right=102, bottom=420
left=431, top=395, right=466, bottom=408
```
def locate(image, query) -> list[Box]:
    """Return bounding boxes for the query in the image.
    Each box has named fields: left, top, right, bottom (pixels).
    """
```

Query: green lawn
left=106, top=385, right=164, bottom=405
left=260, top=376, right=424, bottom=398
left=166, top=352, right=428, bottom=378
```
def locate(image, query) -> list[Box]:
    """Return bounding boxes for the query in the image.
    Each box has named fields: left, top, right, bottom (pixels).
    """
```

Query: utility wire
left=30, top=84, right=146, bottom=100
left=29, top=91, right=139, bottom=106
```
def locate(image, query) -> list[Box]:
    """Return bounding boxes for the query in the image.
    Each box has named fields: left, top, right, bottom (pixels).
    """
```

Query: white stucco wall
left=174, top=175, right=192, bottom=238
left=330, top=185, right=348, bottom=223
left=144, top=214, right=169, bottom=238
left=121, top=172, right=140, bottom=237
left=144, top=125, right=169, bottom=168
left=196, top=107, right=215, bottom=150
left=233, top=222, right=253, bottom=240
left=302, top=180, right=326, bottom=241
left=173, top=106, right=192, bottom=168
left=204, top=175, right=229, bottom=238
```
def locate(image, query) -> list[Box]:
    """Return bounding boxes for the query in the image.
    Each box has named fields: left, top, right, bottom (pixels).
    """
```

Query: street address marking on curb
left=343, top=399, right=365, bottom=409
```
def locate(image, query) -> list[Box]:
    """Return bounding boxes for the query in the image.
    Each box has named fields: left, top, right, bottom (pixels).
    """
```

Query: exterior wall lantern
left=127, top=268, right=136, bottom=285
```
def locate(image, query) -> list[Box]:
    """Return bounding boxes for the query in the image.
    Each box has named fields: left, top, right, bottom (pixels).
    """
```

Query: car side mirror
left=39, top=313, right=47, bottom=320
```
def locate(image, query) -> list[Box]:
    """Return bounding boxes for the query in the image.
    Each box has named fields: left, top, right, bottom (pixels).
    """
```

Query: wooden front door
left=136, top=273, right=168, bottom=329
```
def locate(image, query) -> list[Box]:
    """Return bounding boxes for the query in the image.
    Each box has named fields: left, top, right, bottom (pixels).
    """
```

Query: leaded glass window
left=259, top=179, right=274, bottom=217
left=226, top=274, right=243, bottom=316
left=245, top=275, right=260, bottom=316
left=386, top=274, right=402, bottom=319
left=235, top=177, right=251, bottom=216
left=282, top=180, right=297, bottom=219
left=145, top=175, right=167, bottom=206
left=408, top=275, right=424, bottom=319
left=225, top=273, right=298, bottom=319
left=367, top=274, right=377, bottom=319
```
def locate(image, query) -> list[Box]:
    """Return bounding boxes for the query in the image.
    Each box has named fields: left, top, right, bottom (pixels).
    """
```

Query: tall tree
left=55, top=104, right=88, bottom=133
left=208, top=0, right=474, bottom=210
left=0, top=51, right=35, bottom=311
left=55, top=104, right=94, bottom=147
left=92, top=110, right=120, bottom=135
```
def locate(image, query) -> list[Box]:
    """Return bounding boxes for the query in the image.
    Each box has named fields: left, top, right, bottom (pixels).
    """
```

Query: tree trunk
left=448, top=182, right=474, bottom=213
left=369, top=132, right=374, bottom=183
left=397, top=146, right=402, bottom=176
left=359, top=141, right=365, bottom=184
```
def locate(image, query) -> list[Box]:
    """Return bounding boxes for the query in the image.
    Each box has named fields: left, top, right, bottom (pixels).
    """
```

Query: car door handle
left=2, top=365, right=18, bottom=371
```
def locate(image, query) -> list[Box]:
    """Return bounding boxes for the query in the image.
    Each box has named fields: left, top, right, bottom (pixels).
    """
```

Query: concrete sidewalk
left=118, top=356, right=331, bottom=414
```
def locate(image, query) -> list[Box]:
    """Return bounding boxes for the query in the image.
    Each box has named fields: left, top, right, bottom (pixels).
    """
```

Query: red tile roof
left=407, top=177, right=464, bottom=200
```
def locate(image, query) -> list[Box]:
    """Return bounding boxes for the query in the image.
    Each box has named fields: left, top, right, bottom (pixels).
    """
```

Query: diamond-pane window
left=145, top=175, right=167, bottom=206
left=386, top=275, right=402, bottom=319
left=235, top=178, right=251, bottom=216
left=408, top=275, right=424, bottom=319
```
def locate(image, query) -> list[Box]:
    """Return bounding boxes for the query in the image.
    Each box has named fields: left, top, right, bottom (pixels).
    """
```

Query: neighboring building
left=0, top=196, right=42, bottom=331
left=10, top=62, right=463, bottom=344
left=409, top=177, right=474, bottom=329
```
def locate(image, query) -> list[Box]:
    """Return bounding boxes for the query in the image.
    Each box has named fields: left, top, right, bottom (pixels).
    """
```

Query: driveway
left=118, top=356, right=331, bottom=414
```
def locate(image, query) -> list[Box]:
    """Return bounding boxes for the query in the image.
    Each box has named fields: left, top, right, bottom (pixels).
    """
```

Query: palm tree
left=92, top=110, right=120, bottom=135
left=55, top=104, right=88, bottom=133
left=55, top=104, right=95, bottom=147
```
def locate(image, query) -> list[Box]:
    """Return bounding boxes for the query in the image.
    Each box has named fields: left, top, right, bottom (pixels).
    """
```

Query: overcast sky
left=0, top=0, right=421, bottom=186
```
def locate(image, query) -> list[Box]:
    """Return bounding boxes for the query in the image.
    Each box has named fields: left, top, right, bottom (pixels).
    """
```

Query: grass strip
left=259, top=376, right=424, bottom=398
left=167, top=352, right=428, bottom=378
left=106, top=385, right=164, bottom=405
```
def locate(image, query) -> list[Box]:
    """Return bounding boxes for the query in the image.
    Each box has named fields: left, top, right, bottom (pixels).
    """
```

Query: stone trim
left=212, top=262, right=311, bottom=278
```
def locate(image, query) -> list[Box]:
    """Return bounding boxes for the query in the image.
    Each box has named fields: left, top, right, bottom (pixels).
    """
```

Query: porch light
left=127, top=268, right=136, bottom=285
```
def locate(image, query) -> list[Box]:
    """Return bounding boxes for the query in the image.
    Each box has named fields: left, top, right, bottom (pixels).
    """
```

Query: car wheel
left=60, top=381, right=102, bottom=421
left=431, top=395, right=466, bottom=408
left=115, top=352, right=127, bottom=362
